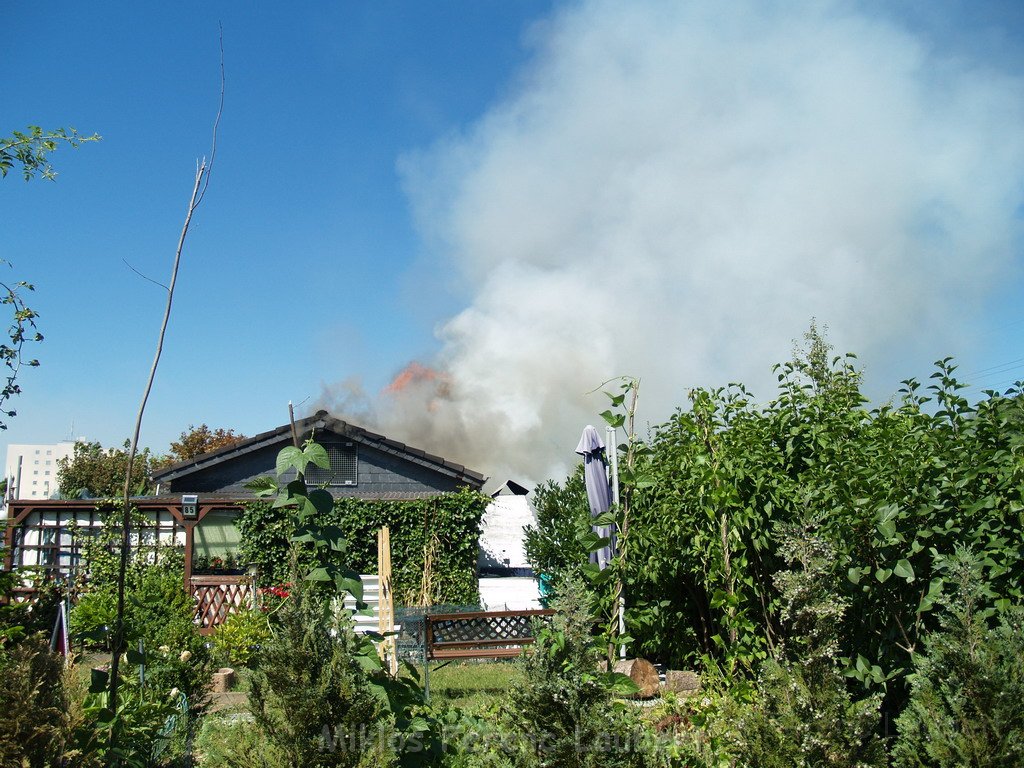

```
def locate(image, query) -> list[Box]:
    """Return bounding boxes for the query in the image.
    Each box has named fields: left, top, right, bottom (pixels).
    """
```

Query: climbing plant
left=238, top=486, right=488, bottom=606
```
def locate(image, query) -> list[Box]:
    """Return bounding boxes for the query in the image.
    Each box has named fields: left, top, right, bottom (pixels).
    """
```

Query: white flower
left=179, top=650, right=192, bottom=663
left=168, top=688, right=180, bottom=699
left=159, top=645, right=170, bottom=654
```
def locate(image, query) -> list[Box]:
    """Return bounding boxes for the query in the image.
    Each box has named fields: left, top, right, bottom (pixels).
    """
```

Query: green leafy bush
left=71, top=542, right=213, bottom=706
left=212, top=608, right=272, bottom=667
left=893, top=552, right=1024, bottom=767
left=522, top=469, right=590, bottom=593
left=239, top=487, right=488, bottom=606
left=71, top=674, right=179, bottom=768
left=0, top=561, right=62, bottom=643
left=503, top=576, right=650, bottom=768
left=529, top=327, right=1024, bottom=717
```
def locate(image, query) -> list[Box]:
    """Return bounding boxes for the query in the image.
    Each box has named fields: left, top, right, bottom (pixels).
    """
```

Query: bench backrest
left=425, top=608, right=555, bottom=659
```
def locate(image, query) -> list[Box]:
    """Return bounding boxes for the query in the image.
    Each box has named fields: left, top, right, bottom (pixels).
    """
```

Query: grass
left=421, top=660, right=521, bottom=713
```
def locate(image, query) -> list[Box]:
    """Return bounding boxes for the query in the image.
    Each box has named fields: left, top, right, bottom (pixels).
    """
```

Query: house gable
left=150, top=411, right=485, bottom=497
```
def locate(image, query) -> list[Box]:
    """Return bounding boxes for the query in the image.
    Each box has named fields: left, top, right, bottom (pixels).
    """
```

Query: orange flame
left=383, top=362, right=440, bottom=395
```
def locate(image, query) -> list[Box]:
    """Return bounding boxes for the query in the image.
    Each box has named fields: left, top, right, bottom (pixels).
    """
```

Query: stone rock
left=211, top=667, right=236, bottom=693
left=663, top=670, right=701, bottom=695
left=612, top=658, right=660, bottom=699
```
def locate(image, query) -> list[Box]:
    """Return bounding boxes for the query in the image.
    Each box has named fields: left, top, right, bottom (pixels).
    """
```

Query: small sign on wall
left=182, top=494, right=199, bottom=519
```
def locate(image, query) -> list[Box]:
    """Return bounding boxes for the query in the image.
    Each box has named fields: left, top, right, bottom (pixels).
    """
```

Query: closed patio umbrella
left=576, top=425, right=615, bottom=570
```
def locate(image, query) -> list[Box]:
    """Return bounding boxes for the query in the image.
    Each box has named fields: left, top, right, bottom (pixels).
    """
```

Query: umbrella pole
left=606, top=427, right=627, bottom=660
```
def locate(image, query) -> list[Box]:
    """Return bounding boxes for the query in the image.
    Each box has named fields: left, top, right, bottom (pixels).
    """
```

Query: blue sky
left=3, top=1, right=1023, bottom=481
left=3, top=2, right=553, bottom=448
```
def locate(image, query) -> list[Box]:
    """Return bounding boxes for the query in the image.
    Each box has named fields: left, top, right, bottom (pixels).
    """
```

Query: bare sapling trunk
left=108, top=34, right=224, bottom=709
left=608, top=378, right=639, bottom=663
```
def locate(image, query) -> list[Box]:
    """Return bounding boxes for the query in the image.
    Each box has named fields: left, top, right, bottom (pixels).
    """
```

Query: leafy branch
left=1, top=126, right=100, bottom=181
left=0, top=272, right=41, bottom=429
left=1, top=125, right=99, bottom=428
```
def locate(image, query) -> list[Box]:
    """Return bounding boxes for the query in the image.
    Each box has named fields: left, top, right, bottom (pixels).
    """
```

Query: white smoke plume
left=323, top=0, right=1024, bottom=485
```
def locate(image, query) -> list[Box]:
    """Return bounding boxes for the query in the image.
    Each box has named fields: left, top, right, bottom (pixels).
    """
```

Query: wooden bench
left=424, top=608, right=555, bottom=661
left=416, top=608, right=555, bottom=701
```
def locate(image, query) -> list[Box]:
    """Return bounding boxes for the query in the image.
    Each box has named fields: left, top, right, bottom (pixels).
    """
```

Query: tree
left=108, top=34, right=223, bottom=709
left=152, top=424, right=246, bottom=469
left=1, top=126, right=99, bottom=430
left=523, top=468, right=590, bottom=590
left=55, top=441, right=152, bottom=499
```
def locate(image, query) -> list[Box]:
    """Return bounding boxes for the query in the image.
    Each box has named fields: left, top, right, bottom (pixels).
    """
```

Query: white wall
left=478, top=493, right=537, bottom=571
left=479, top=576, right=542, bottom=611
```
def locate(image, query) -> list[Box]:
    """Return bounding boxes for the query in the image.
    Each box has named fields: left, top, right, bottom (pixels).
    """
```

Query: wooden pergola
left=3, top=496, right=254, bottom=632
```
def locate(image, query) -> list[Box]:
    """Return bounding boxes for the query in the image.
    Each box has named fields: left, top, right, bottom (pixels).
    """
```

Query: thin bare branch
left=195, top=24, right=225, bottom=208
left=121, top=258, right=169, bottom=291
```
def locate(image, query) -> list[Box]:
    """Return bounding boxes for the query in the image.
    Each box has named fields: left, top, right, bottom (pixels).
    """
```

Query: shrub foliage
left=893, top=551, right=1024, bottom=767
left=529, top=326, right=1024, bottom=718
left=238, top=488, right=488, bottom=606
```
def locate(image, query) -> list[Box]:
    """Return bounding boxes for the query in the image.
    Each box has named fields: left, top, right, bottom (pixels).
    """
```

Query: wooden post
left=183, top=520, right=195, bottom=595
left=3, top=517, right=14, bottom=573
left=377, top=526, right=397, bottom=676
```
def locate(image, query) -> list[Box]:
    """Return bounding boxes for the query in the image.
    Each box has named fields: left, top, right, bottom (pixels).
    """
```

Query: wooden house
left=4, top=411, right=485, bottom=629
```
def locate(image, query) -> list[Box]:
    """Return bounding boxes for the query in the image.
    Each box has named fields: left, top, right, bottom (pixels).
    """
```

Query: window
left=305, top=442, right=358, bottom=486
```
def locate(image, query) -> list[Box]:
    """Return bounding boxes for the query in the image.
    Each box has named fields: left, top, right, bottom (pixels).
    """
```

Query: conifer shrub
left=0, top=634, right=71, bottom=767
left=503, top=575, right=651, bottom=768
left=246, top=581, right=397, bottom=767
left=892, top=551, right=1024, bottom=767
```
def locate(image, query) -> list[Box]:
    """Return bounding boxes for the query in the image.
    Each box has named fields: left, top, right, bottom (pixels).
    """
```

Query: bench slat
left=430, top=638, right=538, bottom=650
left=431, top=647, right=524, bottom=659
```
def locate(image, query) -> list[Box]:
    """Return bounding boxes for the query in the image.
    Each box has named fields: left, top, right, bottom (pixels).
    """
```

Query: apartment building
left=3, top=441, right=79, bottom=500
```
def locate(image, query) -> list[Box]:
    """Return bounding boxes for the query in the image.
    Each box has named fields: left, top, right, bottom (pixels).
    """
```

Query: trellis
left=191, top=574, right=255, bottom=633
left=4, top=502, right=185, bottom=597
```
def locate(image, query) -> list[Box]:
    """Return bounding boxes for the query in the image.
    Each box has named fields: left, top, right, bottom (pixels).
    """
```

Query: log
left=612, top=658, right=660, bottom=698
left=211, top=667, right=236, bottom=693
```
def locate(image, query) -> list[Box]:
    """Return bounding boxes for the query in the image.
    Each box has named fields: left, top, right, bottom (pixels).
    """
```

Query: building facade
left=3, top=440, right=78, bottom=501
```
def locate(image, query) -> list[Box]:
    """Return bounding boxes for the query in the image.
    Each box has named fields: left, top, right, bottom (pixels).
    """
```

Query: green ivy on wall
left=236, top=486, right=488, bottom=606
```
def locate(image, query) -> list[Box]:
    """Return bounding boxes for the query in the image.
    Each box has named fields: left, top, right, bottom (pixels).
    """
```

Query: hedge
left=237, top=487, right=488, bottom=606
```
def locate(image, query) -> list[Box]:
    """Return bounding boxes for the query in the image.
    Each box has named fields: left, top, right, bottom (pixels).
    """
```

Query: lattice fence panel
left=192, top=581, right=253, bottom=631
left=431, top=613, right=540, bottom=644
